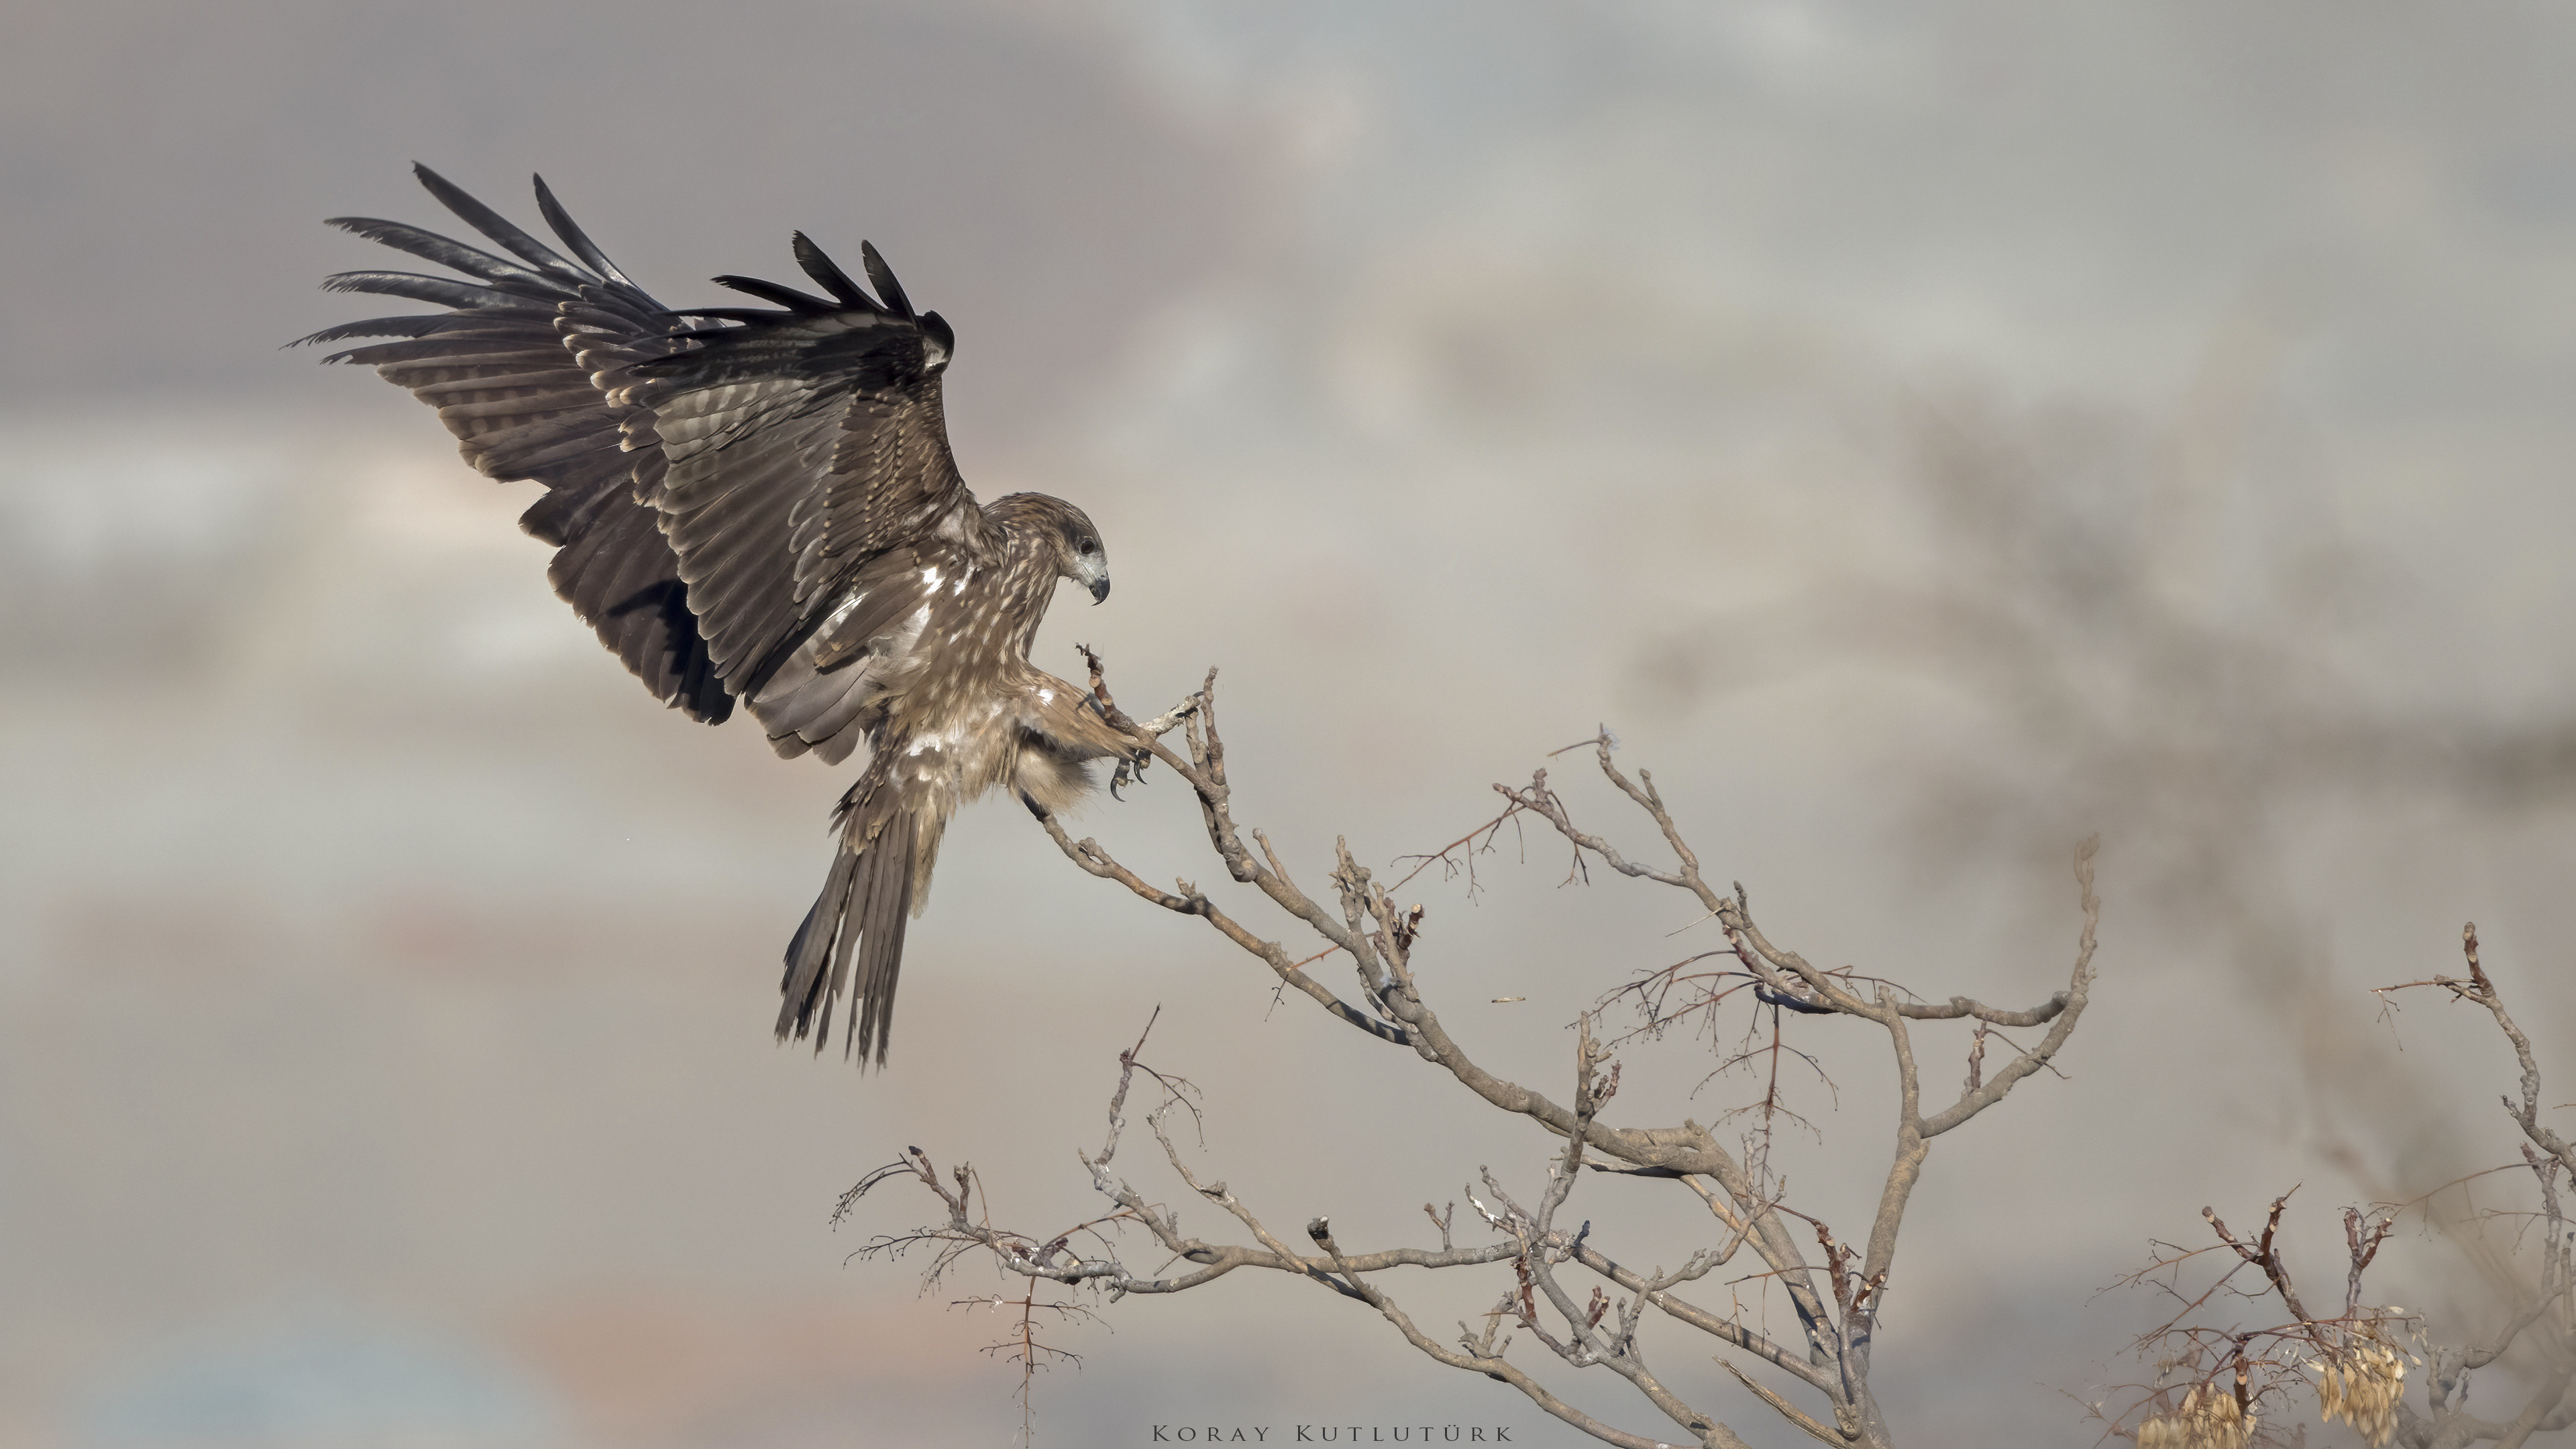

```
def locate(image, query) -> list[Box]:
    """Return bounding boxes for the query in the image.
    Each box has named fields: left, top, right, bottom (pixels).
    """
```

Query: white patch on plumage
left=820, top=590, right=867, bottom=632
left=921, top=567, right=943, bottom=589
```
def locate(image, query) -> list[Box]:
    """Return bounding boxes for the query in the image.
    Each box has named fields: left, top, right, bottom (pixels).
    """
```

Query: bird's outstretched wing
left=296, top=165, right=729, bottom=722
left=614, top=236, right=988, bottom=705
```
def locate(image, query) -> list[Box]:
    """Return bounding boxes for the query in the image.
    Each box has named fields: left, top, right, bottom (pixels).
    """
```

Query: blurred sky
left=7, top=3, right=2576, bottom=1446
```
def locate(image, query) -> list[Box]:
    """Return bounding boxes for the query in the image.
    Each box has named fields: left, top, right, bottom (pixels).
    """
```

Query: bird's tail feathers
left=778, top=801, right=918, bottom=1068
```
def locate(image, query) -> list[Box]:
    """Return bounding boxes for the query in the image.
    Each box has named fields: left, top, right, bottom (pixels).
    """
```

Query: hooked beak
left=1089, top=574, right=1112, bottom=605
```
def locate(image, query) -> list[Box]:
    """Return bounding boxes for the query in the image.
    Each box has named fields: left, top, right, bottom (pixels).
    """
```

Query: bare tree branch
left=847, top=669, right=2100, bottom=1448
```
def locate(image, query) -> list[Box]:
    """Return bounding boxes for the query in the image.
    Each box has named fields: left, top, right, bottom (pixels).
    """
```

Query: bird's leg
left=1132, top=692, right=1203, bottom=739
left=1073, top=644, right=1202, bottom=798
left=1110, top=692, right=1205, bottom=798
left=1075, top=642, right=1118, bottom=714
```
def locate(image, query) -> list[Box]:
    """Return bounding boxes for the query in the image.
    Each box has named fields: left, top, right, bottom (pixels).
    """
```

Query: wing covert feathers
left=619, top=231, right=979, bottom=700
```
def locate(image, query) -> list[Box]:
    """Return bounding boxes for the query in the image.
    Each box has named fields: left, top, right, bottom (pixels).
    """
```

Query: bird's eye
left=1077, top=537, right=1097, bottom=553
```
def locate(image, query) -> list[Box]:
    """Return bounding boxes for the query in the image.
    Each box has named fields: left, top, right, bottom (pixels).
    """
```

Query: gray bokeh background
left=9, top=3, right=2576, bottom=1445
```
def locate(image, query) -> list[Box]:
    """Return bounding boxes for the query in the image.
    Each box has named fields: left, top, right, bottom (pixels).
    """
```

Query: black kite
left=301, top=166, right=1163, bottom=1067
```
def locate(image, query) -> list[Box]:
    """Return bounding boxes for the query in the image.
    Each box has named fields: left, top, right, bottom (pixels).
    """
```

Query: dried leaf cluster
left=2135, top=1383, right=2255, bottom=1449
left=2312, top=1332, right=2406, bottom=1447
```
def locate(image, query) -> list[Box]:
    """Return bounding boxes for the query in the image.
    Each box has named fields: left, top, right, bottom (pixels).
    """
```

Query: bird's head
left=1055, top=505, right=1112, bottom=604
left=990, top=493, right=1112, bottom=604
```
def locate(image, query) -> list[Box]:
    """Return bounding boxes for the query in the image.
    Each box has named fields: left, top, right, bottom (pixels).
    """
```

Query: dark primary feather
left=706, top=272, right=842, bottom=315
left=792, top=233, right=875, bottom=311
left=532, top=176, right=637, bottom=286
left=859, top=242, right=914, bottom=317
left=319, top=270, right=535, bottom=313
left=409, top=164, right=590, bottom=278
left=320, top=221, right=560, bottom=290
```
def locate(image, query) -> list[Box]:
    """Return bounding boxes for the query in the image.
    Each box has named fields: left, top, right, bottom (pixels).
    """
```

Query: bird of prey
left=301, top=165, right=1174, bottom=1067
